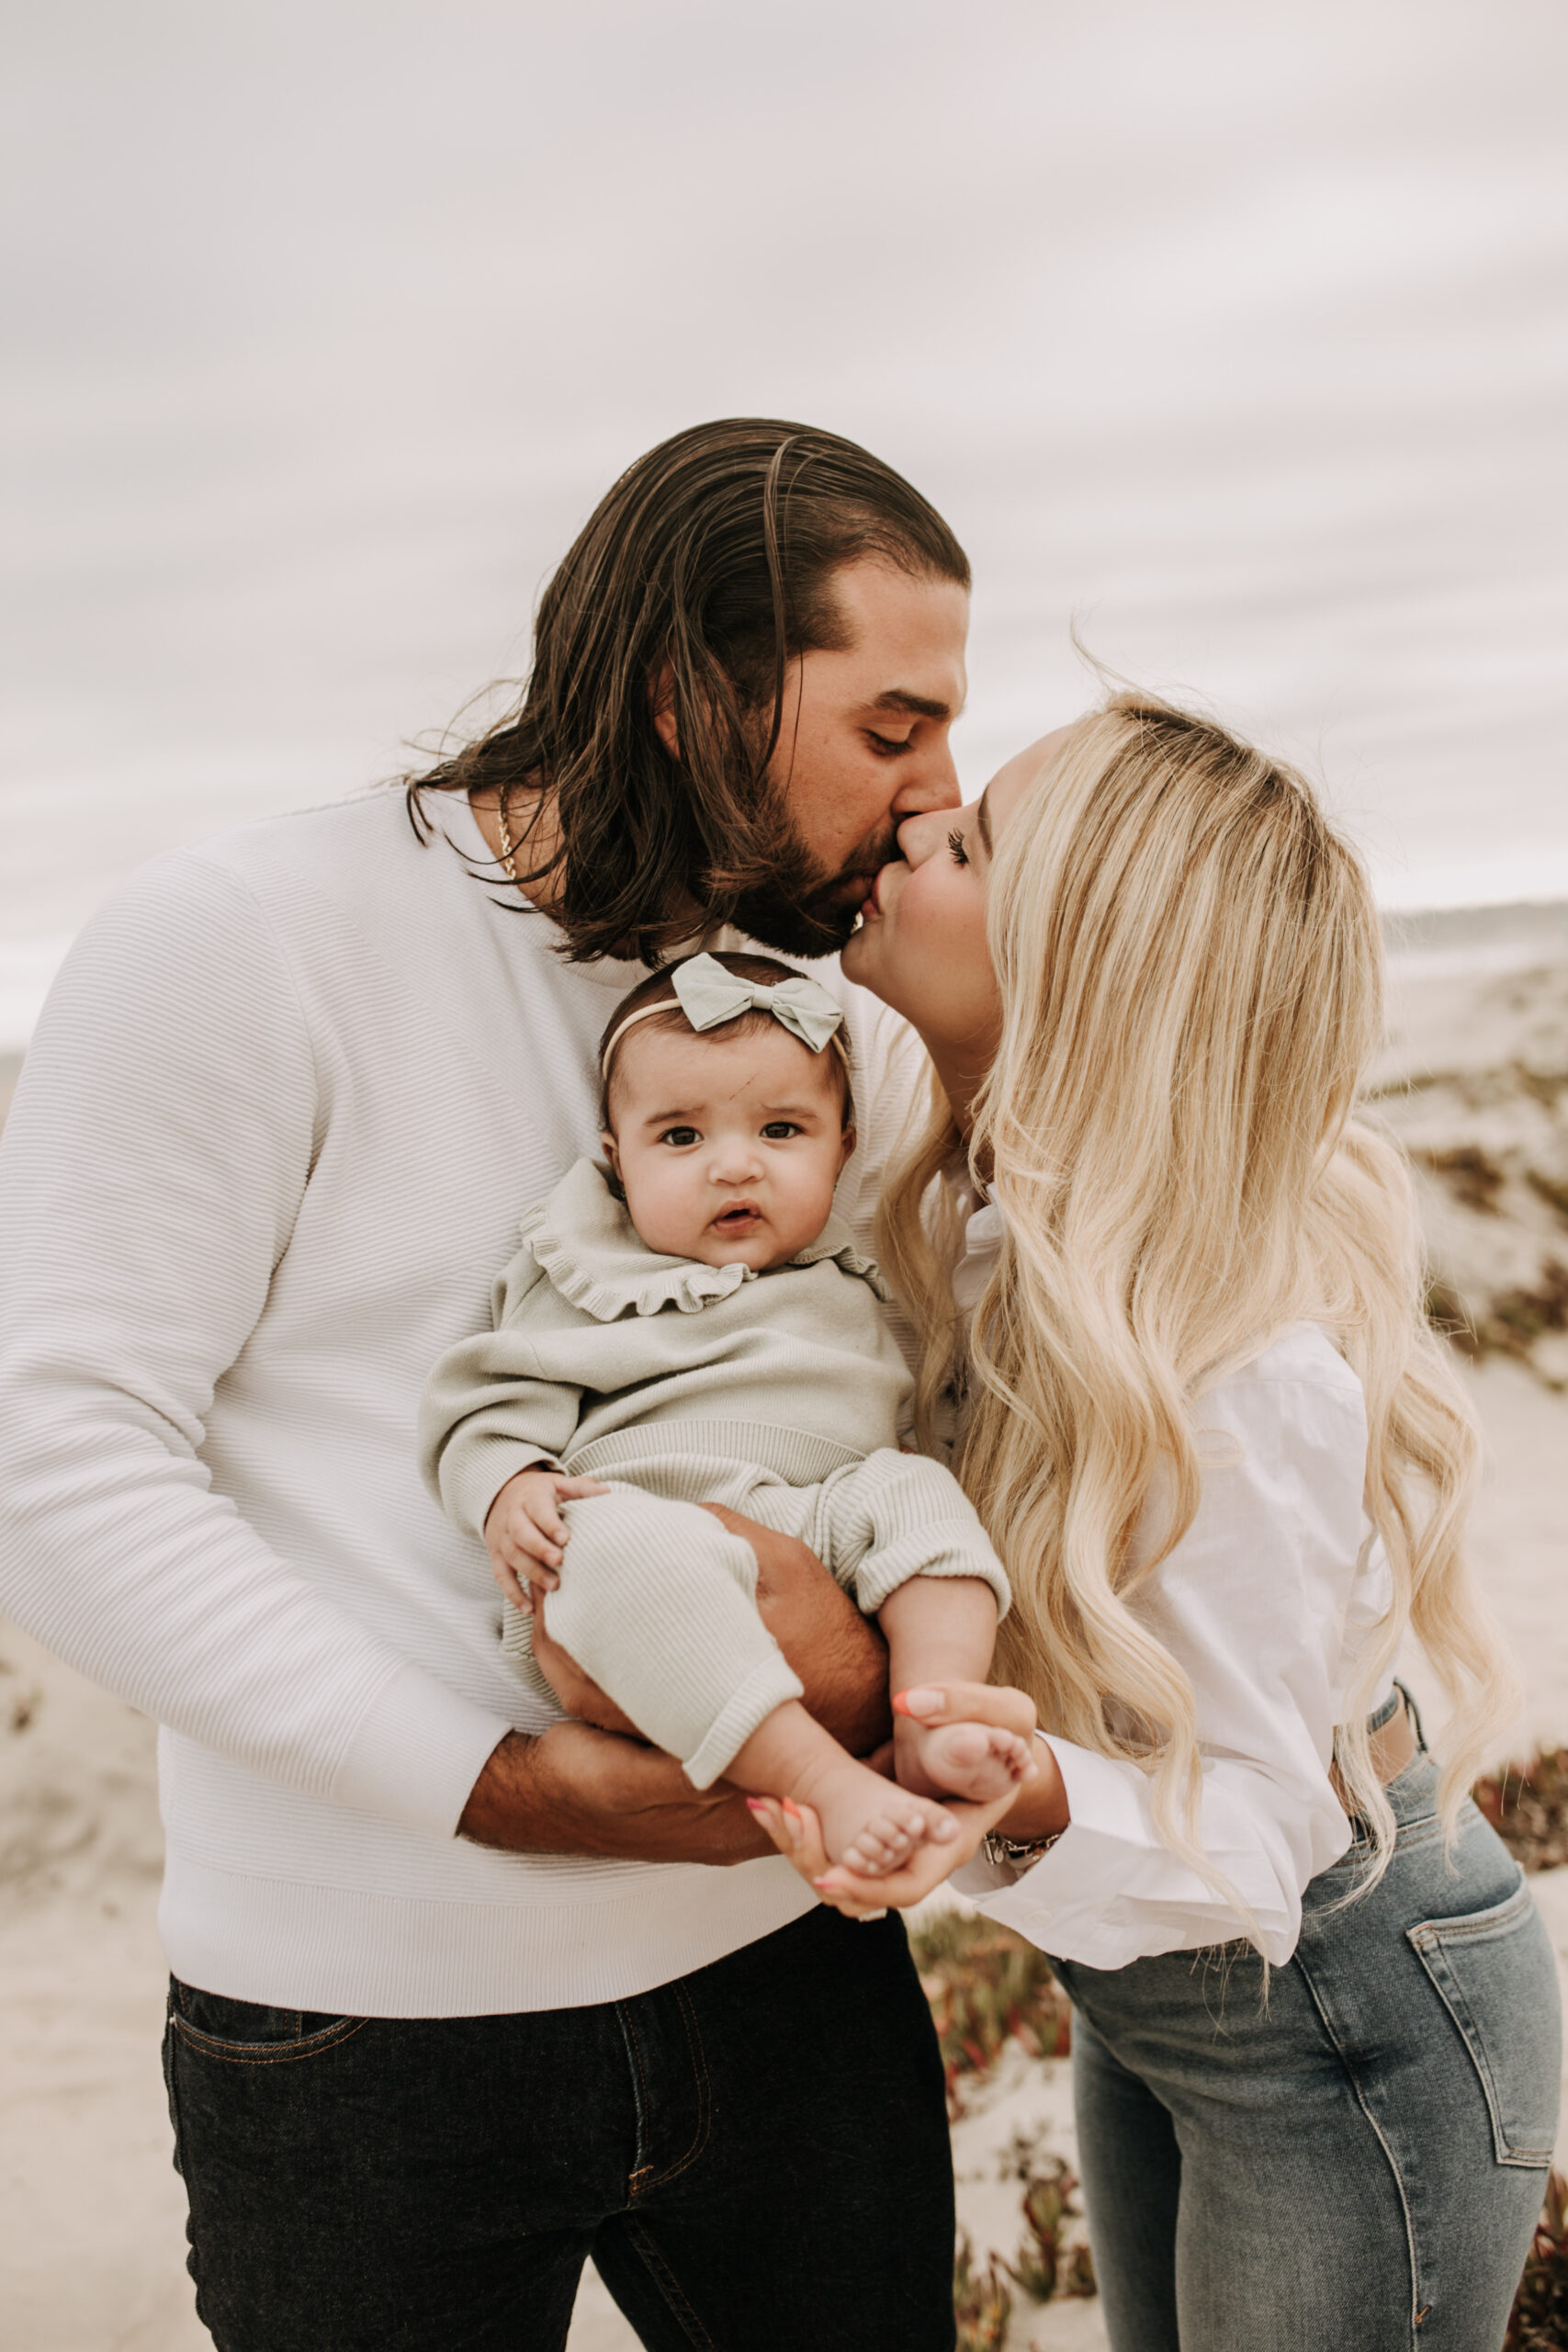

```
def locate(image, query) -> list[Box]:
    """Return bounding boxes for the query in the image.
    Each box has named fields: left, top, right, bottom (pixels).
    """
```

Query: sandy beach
left=2, top=919, right=1565, bottom=2351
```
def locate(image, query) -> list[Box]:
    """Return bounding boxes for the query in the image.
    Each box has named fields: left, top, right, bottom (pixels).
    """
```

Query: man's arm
left=707, top=1503, right=893, bottom=1754
left=460, top=1510, right=893, bottom=1858
left=0, top=854, right=511, bottom=1837
left=459, top=1723, right=771, bottom=1861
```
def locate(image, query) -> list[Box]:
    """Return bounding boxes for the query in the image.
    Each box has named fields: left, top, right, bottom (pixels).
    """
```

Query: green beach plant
left=953, top=2230, right=1012, bottom=2351
left=1473, top=1747, right=1568, bottom=1872
left=911, top=1910, right=1072, bottom=2113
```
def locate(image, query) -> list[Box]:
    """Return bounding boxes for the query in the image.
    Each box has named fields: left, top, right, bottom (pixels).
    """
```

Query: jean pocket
left=1408, top=1881, right=1562, bottom=2166
left=170, top=1978, right=369, bottom=2066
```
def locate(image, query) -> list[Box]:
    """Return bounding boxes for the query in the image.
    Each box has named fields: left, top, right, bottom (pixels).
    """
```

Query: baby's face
left=603, top=1023, right=854, bottom=1273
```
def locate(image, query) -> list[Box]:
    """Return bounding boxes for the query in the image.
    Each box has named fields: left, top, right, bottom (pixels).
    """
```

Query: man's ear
left=649, top=663, right=680, bottom=762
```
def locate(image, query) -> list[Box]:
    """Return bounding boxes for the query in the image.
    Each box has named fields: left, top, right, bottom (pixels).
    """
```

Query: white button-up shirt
left=950, top=1200, right=1395, bottom=1969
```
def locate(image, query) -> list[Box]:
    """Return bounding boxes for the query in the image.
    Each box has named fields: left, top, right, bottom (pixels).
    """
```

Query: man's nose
left=894, top=805, right=953, bottom=867
left=890, top=736, right=961, bottom=819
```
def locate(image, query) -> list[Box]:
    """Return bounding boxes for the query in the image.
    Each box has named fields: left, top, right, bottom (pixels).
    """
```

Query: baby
left=419, top=951, right=1033, bottom=1874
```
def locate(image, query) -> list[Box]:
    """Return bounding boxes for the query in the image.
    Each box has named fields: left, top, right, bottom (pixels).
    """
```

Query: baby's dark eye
left=761, top=1122, right=801, bottom=1141
left=947, top=828, right=970, bottom=867
left=658, top=1126, right=700, bottom=1148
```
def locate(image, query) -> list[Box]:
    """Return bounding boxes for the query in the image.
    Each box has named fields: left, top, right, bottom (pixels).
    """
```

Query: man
left=0, top=422, right=977, bottom=2349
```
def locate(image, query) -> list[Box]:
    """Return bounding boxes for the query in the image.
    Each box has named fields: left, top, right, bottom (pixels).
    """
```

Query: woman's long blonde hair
left=879, top=693, right=1515, bottom=1914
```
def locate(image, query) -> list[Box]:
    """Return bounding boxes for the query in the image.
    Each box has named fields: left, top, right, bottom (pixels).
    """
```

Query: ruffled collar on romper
left=522, top=1156, right=891, bottom=1321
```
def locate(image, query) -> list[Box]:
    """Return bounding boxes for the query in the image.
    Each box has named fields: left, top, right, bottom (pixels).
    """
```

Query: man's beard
left=728, top=814, right=900, bottom=961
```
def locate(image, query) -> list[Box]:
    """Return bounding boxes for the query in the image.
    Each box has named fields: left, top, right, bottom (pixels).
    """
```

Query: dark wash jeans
left=162, top=1903, right=955, bottom=2351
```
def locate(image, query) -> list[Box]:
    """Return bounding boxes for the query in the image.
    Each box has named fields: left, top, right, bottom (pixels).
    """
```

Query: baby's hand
left=483, top=1467, right=607, bottom=1611
left=892, top=1683, right=1037, bottom=1805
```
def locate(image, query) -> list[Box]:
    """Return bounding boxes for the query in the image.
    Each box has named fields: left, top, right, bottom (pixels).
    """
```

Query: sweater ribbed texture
left=0, top=788, right=922, bottom=2015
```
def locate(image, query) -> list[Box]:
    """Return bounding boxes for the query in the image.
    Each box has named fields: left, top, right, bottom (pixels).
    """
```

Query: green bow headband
left=601, top=954, right=848, bottom=1078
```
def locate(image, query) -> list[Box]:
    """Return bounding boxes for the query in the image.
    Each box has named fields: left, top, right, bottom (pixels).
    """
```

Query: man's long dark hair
left=404, top=418, right=969, bottom=966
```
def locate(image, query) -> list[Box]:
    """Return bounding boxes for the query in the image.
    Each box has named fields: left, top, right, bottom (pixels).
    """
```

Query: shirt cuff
left=329, top=1659, right=515, bottom=1838
left=1038, top=1732, right=1164, bottom=1848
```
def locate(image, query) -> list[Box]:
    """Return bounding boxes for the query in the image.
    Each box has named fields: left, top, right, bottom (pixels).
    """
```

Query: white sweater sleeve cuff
left=328, top=1660, right=514, bottom=1839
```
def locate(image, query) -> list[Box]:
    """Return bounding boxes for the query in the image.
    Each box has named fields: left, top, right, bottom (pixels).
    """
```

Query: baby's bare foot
left=895, top=1717, right=1035, bottom=1804
left=804, top=1756, right=960, bottom=1879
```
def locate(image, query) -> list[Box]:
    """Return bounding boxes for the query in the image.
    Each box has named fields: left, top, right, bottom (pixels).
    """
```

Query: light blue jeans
left=1052, top=1698, right=1561, bottom=2351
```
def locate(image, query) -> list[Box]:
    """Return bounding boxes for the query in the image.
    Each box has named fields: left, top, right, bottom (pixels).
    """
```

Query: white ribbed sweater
left=0, top=789, right=922, bottom=2015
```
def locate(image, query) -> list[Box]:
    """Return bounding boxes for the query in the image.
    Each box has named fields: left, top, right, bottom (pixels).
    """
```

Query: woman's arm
left=957, top=1353, right=1383, bottom=1968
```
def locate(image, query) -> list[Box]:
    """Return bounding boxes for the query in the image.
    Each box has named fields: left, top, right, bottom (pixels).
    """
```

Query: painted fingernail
left=896, top=1687, right=944, bottom=1718
left=745, top=1798, right=767, bottom=1814
left=780, top=1799, right=802, bottom=1819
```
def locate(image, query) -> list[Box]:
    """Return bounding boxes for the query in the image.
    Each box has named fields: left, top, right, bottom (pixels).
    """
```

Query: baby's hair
left=597, top=952, right=856, bottom=1131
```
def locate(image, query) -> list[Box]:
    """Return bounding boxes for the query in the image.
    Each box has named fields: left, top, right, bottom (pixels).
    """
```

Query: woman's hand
left=748, top=1680, right=1066, bottom=1915
left=746, top=1679, right=1043, bottom=1916
left=895, top=1679, right=1037, bottom=1743
left=746, top=1775, right=1024, bottom=1914
left=897, top=1680, right=1069, bottom=1848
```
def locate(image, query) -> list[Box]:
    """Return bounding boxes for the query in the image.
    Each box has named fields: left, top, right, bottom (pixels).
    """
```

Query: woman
left=754, top=695, right=1561, bottom=2352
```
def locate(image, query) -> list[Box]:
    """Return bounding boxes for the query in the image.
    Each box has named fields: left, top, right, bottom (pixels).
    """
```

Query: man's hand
left=458, top=1721, right=773, bottom=1864
left=527, top=1600, right=641, bottom=1736
left=705, top=1503, right=893, bottom=1753
left=528, top=1504, right=891, bottom=1752
left=464, top=1505, right=894, bottom=1862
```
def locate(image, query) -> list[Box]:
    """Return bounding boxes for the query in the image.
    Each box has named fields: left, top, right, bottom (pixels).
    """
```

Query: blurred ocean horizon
left=3, top=867, right=1564, bottom=1083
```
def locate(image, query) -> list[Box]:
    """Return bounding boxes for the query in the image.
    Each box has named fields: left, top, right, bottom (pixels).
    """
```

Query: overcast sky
left=3, top=0, right=1565, bottom=1049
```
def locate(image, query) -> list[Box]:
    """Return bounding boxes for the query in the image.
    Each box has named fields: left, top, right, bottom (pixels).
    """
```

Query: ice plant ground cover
left=912, top=1910, right=1073, bottom=2115
left=951, top=2152, right=1098, bottom=2352
left=1475, top=1747, right=1568, bottom=1874
left=1505, top=2172, right=1568, bottom=2352
left=911, top=1914, right=1097, bottom=2346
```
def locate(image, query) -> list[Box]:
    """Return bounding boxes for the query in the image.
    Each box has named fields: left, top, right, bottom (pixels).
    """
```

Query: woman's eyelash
left=947, top=828, right=969, bottom=867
